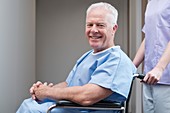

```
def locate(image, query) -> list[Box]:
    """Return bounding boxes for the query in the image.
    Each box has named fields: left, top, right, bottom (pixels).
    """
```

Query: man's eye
left=99, top=24, right=103, bottom=26
left=98, top=24, right=105, bottom=28
left=86, top=24, right=93, bottom=27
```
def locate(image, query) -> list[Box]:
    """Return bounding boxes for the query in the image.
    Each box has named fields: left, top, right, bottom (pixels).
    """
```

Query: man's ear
left=113, top=24, right=118, bottom=31
left=111, top=24, right=118, bottom=37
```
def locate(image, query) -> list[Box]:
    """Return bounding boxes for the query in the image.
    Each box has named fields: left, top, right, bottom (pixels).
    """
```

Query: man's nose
left=91, top=25, right=98, bottom=33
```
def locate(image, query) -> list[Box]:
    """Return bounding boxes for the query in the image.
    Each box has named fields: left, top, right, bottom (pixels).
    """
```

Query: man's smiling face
left=85, top=7, right=117, bottom=53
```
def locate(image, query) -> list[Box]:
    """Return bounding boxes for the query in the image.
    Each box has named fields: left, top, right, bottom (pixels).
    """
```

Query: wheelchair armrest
left=47, top=100, right=124, bottom=113
left=57, top=100, right=123, bottom=108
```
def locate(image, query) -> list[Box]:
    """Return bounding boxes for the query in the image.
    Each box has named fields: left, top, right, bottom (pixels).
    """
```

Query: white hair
left=86, top=2, right=118, bottom=25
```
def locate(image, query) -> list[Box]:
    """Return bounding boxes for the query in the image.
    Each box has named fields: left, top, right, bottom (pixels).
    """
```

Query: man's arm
left=34, top=83, right=112, bottom=106
left=144, top=41, right=170, bottom=84
left=133, top=39, right=145, bottom=68
left=52, top=81, right=68, bottom=88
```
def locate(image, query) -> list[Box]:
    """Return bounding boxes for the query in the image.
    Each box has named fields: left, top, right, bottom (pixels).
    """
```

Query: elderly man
left=17, top=2, right=136, bottom=113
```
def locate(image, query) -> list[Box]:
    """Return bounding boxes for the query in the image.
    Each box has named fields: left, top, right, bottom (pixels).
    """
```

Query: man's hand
left=143, top=66, right=163, bottom=85
left=30, top=81, right=53, bottom=100
left=33, top=84, right=52, bottom=101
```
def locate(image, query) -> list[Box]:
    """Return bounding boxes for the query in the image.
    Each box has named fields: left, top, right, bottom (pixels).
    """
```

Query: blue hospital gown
left=16, top=46, right=136, bottom=113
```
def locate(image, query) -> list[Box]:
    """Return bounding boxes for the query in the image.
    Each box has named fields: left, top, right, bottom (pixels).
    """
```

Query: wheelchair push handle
left=133, top=73, right=145, bottom=80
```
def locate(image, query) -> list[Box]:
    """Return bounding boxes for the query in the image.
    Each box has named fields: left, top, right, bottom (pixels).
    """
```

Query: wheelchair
left=47, top=74, right=144, bottom=113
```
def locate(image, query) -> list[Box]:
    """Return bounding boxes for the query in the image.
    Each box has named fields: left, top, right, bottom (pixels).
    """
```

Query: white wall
left=129, top=0, right=143, bottom=113
left=0, top=0, right=35, bottom=112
